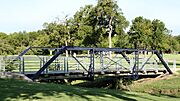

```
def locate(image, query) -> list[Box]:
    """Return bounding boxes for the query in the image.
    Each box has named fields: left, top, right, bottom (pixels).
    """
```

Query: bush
left=5, top=60, right=18, bottom=72
left=75, top=77, right=133, bottom=90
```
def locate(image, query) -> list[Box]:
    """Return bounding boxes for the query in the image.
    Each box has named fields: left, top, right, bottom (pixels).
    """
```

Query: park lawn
left=163, top=54, right=180, bottom=68
left=0, top=78, right=179, bottom=101
left=129, top=70, right=180, bottom=97
left=163, top=54, right=180, bottom=62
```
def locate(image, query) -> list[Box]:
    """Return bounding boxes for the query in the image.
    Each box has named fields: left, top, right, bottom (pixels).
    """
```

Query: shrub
left=5, top=60, right=18, bottom=72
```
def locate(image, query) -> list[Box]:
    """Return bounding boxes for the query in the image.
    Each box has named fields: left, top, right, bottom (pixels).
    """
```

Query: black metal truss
left=12, top=46, right=173, bottom=81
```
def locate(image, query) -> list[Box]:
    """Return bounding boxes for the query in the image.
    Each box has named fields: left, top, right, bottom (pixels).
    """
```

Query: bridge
left=3, top=46, right=173, bottom=81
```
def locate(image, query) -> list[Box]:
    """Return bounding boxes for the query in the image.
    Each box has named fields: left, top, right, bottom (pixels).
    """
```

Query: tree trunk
left=108, top=16, right=113, bottom=58
left=68, top=29, right=70, bottom=45
left=65, top=26, right=70, bottom=57
left=65, top=40, right=68, bottom=57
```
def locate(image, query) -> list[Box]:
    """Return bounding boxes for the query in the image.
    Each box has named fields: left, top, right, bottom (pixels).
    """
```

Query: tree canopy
left=0, top=0, right=179, bottom=55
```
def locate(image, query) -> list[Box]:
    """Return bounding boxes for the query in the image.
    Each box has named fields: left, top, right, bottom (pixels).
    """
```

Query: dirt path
left=134, top=69, right=180, bottom=84
left=0, top=72, right=32, bottom=82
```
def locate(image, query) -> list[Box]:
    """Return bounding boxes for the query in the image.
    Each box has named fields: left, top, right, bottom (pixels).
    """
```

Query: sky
left=0, top=0, right=179, bottom=36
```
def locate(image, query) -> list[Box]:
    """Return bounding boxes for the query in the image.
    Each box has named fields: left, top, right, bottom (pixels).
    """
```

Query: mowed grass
left=163, top=54, right=180, bottom=68
left=129, top=71, right=180, bottom=97
left=0, top=78, right=180, bottom=101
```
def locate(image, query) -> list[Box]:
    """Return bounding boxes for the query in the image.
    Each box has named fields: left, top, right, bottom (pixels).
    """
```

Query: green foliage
left=5, top=60, right=18, bottom=71
left=0, top=0, right=179, bottom=55
left=166, top=35, right=180, bottom=53
left=0, top=32, right=14, bottom=55
left=128, top=16, right=152, bottom=49
left=128, top=17, right=179, bottom=53
left=175, top=35, right=180, bottom=44
left=173, top=35, right=180, bottom=52
left=75, top=77, right=132, bottom=90
left=73, top=0, right=129, bottom=47
left=150, top=19, right=169, bottom=50
left=115, top=34, right=131, bottom=48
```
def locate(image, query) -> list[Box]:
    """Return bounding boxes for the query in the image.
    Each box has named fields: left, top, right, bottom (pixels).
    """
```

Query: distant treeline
left=0, top=0, right=180, bottom=55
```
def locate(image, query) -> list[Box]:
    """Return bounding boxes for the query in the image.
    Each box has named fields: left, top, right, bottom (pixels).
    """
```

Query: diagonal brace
left=31, top=47, right=66, bottom=80
left=139, top=54, right=153, bottom=70
left=72, top=56, right=88, bottom=72
left=120, top=52, right=130, bottom=64
left=105, top=57, right=129, bottom=70
left=155, top=51, right=173, bottom=74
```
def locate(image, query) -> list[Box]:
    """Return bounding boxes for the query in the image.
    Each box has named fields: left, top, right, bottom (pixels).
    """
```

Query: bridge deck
left=23, top=69, right=167, bottom=81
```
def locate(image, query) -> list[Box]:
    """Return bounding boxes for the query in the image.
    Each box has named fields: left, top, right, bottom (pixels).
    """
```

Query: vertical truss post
left=132, top=50, right=139, bottom=79
left=88, top=49, right=95, bottom=80
left=22, top=57, right=25, bottom=74
left=100, top=51, right=104, bottom=70
left=18, top=57, right=24, bottom=74
left=55, top=58, right=57, bottom=70
left=40, top=57, right=45, bottom=69
left=56, top=58, right=60, bottom=70
left=0, top=58, right=1, bottom=71
left=19, top=57, right=22, bottom=73
left=45, top=57, right=48, bottom=74
left=40, top=58, right=42, bottom=69
left=64, top=57, right=68, bottom=73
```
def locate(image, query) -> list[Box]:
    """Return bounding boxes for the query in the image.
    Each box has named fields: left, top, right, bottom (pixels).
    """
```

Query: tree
left=0, top=32, right=14, bottom=55
left=0, top=32, right=7, bottom=39
left=42, top=17, right=78, bottom=56
left=94, top=0, right=129, bottom=48
left=8, top=31, right=29, bottom=54
left=72, top=5, right=94, bottom=46
left=32, top=31, right=50, bottom=47
left=27, top=31, right=40, bottom=46
left=114, top=34, right=131, bottom=48
left=150, top=19, right=169, bottom=50
left=128, top=16, right=152, bottom=49
left=165, top=35, right=180, bottom=53
left=72, top=0, right=129, bottom=48
left=174, top=35, right=180, bottom=53
left=174, top=35, right=180, bottom=44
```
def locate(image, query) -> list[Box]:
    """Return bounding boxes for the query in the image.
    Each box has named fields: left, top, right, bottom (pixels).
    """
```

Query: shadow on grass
left=0, top=78, right=178, bottom=101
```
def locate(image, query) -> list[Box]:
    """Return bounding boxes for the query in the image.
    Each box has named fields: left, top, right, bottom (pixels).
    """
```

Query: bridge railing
left=1, top=46, right=175, bottom=81
left=0, top=54, right=174, bottom=74
left=1, top=53, right=175, bottom=75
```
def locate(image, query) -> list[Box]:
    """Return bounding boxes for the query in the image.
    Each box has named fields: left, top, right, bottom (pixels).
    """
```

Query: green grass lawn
left=0, top=78, right=180, bottom=101
left=129, top=71, right=180, bottom=98
left=163, top=54, right=180, bottom=68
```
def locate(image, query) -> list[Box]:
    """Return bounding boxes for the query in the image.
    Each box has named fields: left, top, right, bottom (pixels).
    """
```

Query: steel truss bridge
left=7, top=46, right=173, bottom=81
